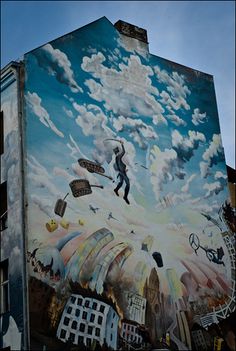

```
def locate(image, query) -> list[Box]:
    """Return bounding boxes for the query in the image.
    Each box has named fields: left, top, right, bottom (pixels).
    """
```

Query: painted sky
left=1, top=1, right=235, bottom=168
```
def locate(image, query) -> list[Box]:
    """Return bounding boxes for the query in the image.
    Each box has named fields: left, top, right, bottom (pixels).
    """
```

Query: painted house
left=0, top=17, right=235, bottom=351
left=56, top=292, right=119, bottom=349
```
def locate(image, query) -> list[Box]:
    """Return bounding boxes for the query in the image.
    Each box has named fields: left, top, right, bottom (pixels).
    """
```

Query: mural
left=24, top=17, right=235, bottom=350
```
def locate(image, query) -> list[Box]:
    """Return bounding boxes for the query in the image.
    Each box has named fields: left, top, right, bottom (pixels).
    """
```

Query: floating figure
left=60, top=219, right=70, bottom=230
left=78, top=158, right=113, bottom=180
left=69, top=179, right=103, bottom=197
left=78, top=219, right=85, bottom=226
left=189, top=232, right=225, bottom=266
left=54, top=193, right=69, bottom=217
left=89, top=204, right=99, bottom=213
left=108, top=212, right=118, bottom=221
left=46, top=219, right=58, bottom=232
left=152, top=252, right=164, bottom=267
left=113, top=140, right=130, bottom=205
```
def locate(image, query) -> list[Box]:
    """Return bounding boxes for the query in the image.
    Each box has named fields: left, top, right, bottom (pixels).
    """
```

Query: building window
left=63, top=317, right=70, bottom=326
left=85, top=300, right=90, bottom=308
left=127, top=325, right=130, bottom=331
left=0, top=111, right=3, bottom=155
left=60, top=329, right=66, bottom=339
left=82, top=311, right=87, bottom=320
left=0, top=182, right=8, bottom=232
left=87, top=338, right=91, bottom=347
left=77, top=298, right=83, bottom=306
left=95, top=328, right=100, bottom=337
left=99, top=305, right=105, bottom=313
left=111, top=333, right=113, bottom=341
left=71, top=321, right=77, bottom=330
left=79, top=323, right=85, bottom=332
left=92, top=302, right=97, bottom=310
left=69, top=333, right=75, bottom=343
left=67, top=306, right=72, bottom=314
left=75, top=309, right=80, bottom=317
left=88, top=326, right=93, bottom=335
left=0, top=260, right=9, bottom=314
left=98, top=316, right=103, bottom=325
left=111, top=323, right=113, bottom=328
left=90, top=313, right=95, bottom=322
left=71, top=296, right=76, bottom=303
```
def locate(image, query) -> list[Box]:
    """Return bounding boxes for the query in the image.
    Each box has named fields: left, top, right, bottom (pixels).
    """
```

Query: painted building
left=120, top=319, right=144, bottom=348
left=56, top=292, right=119, bottom=349
left=1, top=17, right=235, bottom=350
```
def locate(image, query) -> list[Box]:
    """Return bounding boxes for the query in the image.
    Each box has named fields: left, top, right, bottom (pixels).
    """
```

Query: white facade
left=121, top=321, right=143, bottom=344
left=57, top=293, right=119, bottom=349
left=124, top=291, right=146, bottom=325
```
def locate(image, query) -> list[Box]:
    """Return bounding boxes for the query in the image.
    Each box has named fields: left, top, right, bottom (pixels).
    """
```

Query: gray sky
left=1, top=1, right=235, bottom=168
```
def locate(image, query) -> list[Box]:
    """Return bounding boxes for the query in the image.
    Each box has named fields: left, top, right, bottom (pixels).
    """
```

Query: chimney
left=114, top=20, right=148, bottom=44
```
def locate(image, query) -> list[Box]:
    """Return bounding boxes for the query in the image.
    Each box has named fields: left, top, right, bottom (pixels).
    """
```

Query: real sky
left=1, top=1, right=235, bottom=168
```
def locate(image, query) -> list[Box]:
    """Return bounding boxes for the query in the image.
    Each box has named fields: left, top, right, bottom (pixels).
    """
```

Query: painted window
left=92, top=302, right=97, bottom=310
left=71, top=296, right=76, bottom=303
left=0, top=111, right=3, bottom=155
left=87, top=338, right=91, bottom=347
left=110, top=333, right=113, bottom=341
left=79, top=323, right=85, bottom=332
left=90, top=313, right=95, bottom=322
left=60, top=329, right=66, bottom=339
left=99, top=304, right=105, bottom=313
left=88, top=326, right=93, bottom=335
left=98, top=316, right=103, bottom=325
left=82, top=311, right=87, bottom=319
left=77, top=298, right=83, bottom=306
left=64, top=316, right=70, bottom=326
left=75, top=308, right=80, bottom=317
left=69, top=332, right=75, bottom=342
left=67, top=306, right=72, bottom=314
left=85, top=300, right=90, bottom=307
left=0, top=182, right=8, bottom=231
left=71, top=320, right=77, bottom=329
left=78, top=335, right=84, bottom=344
left=95, top=327, right=100, bottom=337
left=0, top=259, right=9, bottom=314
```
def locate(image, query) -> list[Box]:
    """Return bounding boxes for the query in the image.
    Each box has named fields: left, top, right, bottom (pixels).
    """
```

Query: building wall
left=0, top=64, right=26, bottom=350
left=23, top=17, right=235, bottom=350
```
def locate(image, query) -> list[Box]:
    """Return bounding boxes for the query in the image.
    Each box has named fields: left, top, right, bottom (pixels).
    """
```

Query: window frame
left=0, top=181, right=8, bottom=232
left=0, top=259, right=9, bottom=314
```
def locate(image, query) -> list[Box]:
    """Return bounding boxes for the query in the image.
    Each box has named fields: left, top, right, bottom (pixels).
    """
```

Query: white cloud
left=81, top=53, right=167, bottom=125
left=190, top=202, right=220, bottom=214
left=203, top=181, right=225, bottom=198
left=215, top=171, right=227, bottom=180
left=74, top=103, right=115, bottom=164
left=172, top=129, right=206, bottom=162
left=192, top=108, right=207, bottom=126
left=27, top=155, right=59, bottom=195
left=31, top=194, right=54, bottom=217
left=166, top=112, right=186, bottom=126
left=34, top=43, right=82, bottom=93
left=150, top=145, right=178, bottom=199
left=66, top=134, right=88, bottom=160
left=63, top=106, right=74, bottom=118
left=26, top=91, right=64, bottom=138
left=181, top=173, right=196, bottom=192
left=155, top=66, right=191, bottom=111
left=200, top=134, right=224, bottom=178
left=112, top=115, right=158, bottom=149
left=166, top=192, right=192, bottom=206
